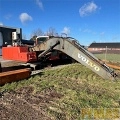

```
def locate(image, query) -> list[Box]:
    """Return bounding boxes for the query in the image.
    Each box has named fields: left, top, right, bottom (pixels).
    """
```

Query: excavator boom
left=33, top=37, right=117, bottom=80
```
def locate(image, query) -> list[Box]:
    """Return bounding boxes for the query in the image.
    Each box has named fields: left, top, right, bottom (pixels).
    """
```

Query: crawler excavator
left=1, top=36, right=118, bottom=84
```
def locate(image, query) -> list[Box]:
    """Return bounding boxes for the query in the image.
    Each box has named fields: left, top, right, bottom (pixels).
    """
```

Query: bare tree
left=31, top=28, right=44, bottom=37
left=30, top=28, right=44, bottom=41
left=30, top=27, right=58, bottom=41
left=30, top=35, right=37, bottom=41
left=22, top=34, right=27, bottom=39
left=46, top=27, right=57, bottom=36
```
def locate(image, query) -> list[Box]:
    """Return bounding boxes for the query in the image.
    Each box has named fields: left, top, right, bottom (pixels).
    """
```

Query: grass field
left=0, top=63, right=120, bottom=119
left=94, top=53, right=120, bottom=63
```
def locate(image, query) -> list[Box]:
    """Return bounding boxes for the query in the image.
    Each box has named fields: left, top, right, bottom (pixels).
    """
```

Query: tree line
left=22, top=27, right=59, bottom=40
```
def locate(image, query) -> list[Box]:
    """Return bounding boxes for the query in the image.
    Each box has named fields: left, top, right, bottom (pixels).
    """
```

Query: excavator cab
left=35, top=36, right=49, bottom=45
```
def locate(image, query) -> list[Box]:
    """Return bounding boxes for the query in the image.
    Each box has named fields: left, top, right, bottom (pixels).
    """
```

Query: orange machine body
left=2, top=46, right=37, bottom=62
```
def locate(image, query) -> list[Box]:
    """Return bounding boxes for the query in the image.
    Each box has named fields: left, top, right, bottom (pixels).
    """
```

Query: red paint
left=2, top=46, right=37, bottom=62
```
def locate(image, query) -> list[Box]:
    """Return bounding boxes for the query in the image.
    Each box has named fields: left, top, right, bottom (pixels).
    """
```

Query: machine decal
left=78, top=53, right=100, bottom=71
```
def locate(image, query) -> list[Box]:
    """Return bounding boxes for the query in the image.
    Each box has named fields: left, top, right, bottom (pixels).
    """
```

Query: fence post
left=105, top=46, right=107, bottom=61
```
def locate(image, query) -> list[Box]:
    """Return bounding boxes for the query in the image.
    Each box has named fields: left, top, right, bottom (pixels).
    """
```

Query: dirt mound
left=0, top=86, right=62, bottom=120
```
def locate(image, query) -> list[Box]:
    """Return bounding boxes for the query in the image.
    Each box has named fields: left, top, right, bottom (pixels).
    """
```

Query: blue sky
left=0, top=0, right=120, bottom=45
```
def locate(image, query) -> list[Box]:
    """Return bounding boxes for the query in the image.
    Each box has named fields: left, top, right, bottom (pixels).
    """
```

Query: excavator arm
left=33, top=37, right=117, bottom=80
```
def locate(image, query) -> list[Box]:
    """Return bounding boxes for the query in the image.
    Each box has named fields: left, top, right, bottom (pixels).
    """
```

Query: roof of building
left=0, top=25, right=20, bottom=30
left=0, top=25, right=21, bottom=33
left=89, top=42, right=120, bottom=48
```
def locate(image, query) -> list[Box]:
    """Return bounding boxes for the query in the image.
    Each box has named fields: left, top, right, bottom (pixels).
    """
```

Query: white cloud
left=0, top=22, right=3, bottom=25
left=36, top=0, right=44, bottom=10
left=62, top=27, right=70, bottom=35
left=79, top=1, right=98, bottom=17
left=19, top=13, right=32, bottom=23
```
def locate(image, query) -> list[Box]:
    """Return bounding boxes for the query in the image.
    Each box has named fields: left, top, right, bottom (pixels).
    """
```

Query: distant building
left=88, top=42, right=120, bottom=54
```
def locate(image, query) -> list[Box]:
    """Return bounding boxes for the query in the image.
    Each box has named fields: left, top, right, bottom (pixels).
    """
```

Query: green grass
left=94, top=53, right=120, bottom=63
left=0, top=63, right=120, bottom=119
